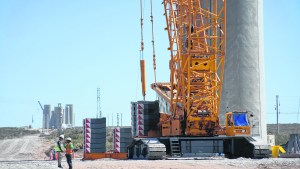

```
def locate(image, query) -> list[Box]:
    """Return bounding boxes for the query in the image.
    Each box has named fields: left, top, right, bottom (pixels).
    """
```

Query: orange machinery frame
left=83, top=153, right=128, bottom=160
left=153, top=0, right=226, bottom=136
left=225, top=112, right=251, bottom=136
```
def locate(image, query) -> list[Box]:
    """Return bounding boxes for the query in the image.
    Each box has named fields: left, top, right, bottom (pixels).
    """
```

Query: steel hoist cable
left=140, top=0, right=144, bottom=59
left=150, top=0, right=157, bottom=83
left=140, top=0, right=146, bottom=100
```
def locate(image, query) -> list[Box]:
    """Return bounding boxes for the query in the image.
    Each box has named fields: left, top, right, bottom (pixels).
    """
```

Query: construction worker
left=49, top=148, right=55, bottom=160
left=56, top=135, right=64, bottom=168
left=64, top=137, right=74, bottom=169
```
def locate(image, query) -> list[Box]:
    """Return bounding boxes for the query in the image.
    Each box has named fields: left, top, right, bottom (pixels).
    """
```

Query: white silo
left=54, top=103, right=63, bottom=129
left=220, top=0, right=266, bottom=141
left=67, top=104, right=74, bottom=127
left=43, top=105, right=51, bottom=129
left=65, top=105, right=70, bottom=124
left=65, top=104, right=74, bottom=127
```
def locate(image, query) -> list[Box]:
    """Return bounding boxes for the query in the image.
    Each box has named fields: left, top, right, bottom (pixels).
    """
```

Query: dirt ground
left=0, top=135, right=300, bottom=169
left=0, top=135, right=52, bottom=161
left=1, top=158, right=300, bottom=169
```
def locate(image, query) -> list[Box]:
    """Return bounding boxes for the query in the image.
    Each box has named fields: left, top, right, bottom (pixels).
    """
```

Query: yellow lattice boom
left=153, top=0, right=226, bottom=136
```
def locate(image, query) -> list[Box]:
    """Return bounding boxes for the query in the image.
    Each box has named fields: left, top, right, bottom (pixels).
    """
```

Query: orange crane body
left=129, top=0, right=270, bottom=160
left=152, top=0, right=226, bottom=136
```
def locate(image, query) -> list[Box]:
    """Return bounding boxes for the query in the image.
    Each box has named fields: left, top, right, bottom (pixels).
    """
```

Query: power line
left=117, top=113, right=119, bottom=127
left=97, top=87, right=102, bottom=118
left=275, top=95, right=280, bottom=134
left=268, top=112, right=299, bottom=114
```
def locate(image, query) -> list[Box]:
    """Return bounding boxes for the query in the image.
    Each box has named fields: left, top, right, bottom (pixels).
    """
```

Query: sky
left=0, top=0, right=299, bottom=128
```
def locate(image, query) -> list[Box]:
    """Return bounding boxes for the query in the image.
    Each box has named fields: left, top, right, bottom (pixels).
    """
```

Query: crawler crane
left=128, top=0, right=270, bottom=159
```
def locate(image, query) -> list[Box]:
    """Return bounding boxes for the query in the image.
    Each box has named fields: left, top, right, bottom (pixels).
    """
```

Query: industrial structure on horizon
left=40, top=103, right=74, bottom=129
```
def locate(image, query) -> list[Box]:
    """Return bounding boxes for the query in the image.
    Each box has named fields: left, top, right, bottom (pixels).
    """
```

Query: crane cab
left=225, top=111, right=251, bottom=136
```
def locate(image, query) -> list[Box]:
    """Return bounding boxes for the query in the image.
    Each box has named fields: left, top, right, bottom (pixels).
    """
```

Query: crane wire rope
left=150, top=0, right=157, bottom=83
left=136, top=0, right=144, bottom=100
left=140, top=0, right=144, bottom=60
left=139, top=0, right=146, bottom=100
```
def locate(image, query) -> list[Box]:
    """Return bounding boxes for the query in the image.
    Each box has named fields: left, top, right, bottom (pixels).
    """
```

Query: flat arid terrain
left=0, top=134, right=300, bottom=169
left=0, top=135, right=52, bottom=161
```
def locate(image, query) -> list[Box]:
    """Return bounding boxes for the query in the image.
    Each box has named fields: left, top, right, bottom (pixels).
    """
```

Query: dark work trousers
left=65, top=154, right=72, bottom=169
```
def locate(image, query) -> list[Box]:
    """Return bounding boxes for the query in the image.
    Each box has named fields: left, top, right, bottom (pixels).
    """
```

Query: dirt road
left=0, top=135, right=51, bottom=161
left=0, top=158, right=300, bottom=169
left=0, top=135, right=300, bottom=169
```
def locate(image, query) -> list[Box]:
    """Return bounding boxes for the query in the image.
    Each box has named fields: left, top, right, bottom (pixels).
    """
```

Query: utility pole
left=275, top=95, right=280, bottom=134
left=117, top=113, right=119, bottom=127
left=97, top=88, right=102, bottom=118
left=107, top=114, right=109, bottom=127
left=297, top=97, right=300, bottom=134
left=112, top=113, right=114, bottom=127
left=31, top=114, right=34, bottom=128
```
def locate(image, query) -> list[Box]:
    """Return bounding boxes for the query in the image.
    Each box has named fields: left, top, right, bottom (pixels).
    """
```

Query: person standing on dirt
left=56, top=135, right=64, bottom=168
left=49, top=148, right=54, bottom=160
left=64, top=137, right=74, bottom=169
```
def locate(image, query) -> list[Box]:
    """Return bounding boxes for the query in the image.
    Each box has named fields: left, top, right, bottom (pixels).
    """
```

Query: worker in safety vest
left=64, top=137, right=74, bottom=169
left=56, top=135, right=64, bottom=168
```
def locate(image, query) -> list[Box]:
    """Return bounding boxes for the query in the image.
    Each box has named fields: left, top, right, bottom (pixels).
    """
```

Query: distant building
left=49, top=110, right=55, bottom=129
left=65, top=104, right=74, bottom=127
left=54, top=103, right=63, bottom=129
left=44, top=103, right=75, bottom=129
left=43, top=105, right=51, bottom=129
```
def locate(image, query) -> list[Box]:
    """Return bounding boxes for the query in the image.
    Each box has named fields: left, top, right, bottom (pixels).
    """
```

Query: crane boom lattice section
left=155, top=0, right=226, bottom=136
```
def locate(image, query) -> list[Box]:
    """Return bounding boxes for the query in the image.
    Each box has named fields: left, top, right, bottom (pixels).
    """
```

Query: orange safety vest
left=65, top=143, right=73, bottom=154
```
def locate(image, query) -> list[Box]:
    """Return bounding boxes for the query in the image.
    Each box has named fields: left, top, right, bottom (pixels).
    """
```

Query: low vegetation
left=267, top=123, right=300, bottom=145
left=44, top=126, right=115, bottom=153
left=106, top=127, right=114, bottom=152
left=46, top=127, right=84, bottom=149
left=0, top=127, right=39, bottom=140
